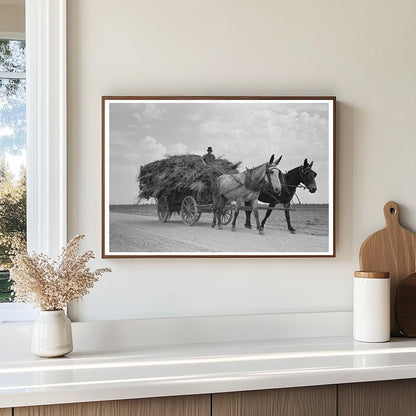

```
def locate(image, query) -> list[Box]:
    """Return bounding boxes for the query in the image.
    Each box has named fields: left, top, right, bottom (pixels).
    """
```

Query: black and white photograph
left=102, top=97, right=335, bottom=257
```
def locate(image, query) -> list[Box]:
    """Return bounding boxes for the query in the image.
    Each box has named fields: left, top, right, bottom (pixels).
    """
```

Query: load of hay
left=138, top=154, right=240, bottom=201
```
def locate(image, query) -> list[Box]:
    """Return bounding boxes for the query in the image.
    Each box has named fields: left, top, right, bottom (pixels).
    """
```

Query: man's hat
left=207, top=147, right=213, bottom=152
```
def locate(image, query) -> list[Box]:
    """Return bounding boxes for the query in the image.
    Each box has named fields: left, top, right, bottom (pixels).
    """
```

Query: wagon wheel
left=157, top=196, right=170, bottom=223
left=181, top=195, right=199, bottom=226
left=220, top=207, right=233, bottom=225
left=195, top=212, right=202, bottom=222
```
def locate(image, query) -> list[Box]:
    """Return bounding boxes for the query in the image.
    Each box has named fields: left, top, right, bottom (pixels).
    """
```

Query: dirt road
left=109, top=212, right=329, bottom=254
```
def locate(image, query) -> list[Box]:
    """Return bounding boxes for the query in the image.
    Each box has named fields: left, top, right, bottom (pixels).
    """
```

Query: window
left=0, top=36, right=26, bottom=302
left=0, top=1, right=67, bottom=324
left=0, top=33, right=34, bottom=322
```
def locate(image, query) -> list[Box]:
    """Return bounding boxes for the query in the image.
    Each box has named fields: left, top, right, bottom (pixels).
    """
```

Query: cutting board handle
left=384, top=201, right=400, bottom=228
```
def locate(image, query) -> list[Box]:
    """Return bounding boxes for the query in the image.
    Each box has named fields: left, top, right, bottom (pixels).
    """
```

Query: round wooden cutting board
left=395, top=272, right=416, bottom=337
left=359, top=201, right=416, bottom=336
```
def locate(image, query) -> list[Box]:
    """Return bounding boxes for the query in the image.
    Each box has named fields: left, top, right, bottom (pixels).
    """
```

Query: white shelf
left=2, top=336, right=416, bottom=408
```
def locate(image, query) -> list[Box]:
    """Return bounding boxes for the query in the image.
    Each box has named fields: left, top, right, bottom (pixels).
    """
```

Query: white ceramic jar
left=31, top=310, right=73, bottom=357
left=353, top=271, right=390, bottom=343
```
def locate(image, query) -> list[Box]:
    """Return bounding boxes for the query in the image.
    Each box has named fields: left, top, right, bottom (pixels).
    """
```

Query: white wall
left=67, top=0, right=416, bottom=322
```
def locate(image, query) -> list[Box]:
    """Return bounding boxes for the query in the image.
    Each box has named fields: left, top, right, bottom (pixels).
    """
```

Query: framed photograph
left=102, top=96, right=336, bottom=258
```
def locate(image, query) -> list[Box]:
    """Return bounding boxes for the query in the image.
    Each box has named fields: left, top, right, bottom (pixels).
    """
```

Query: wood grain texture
left=212, top=385, right=336, bottom=416
left=359, top=201, right=416, bottom=335
left=0, top=409, right=12, bottom=416
left=354, top=271, right=389, bottom=278
left=15, top=395, right=210, bottom=416
left=339, top=380, right=416, bottom=416
left=394, top=272, right=416, bottom=336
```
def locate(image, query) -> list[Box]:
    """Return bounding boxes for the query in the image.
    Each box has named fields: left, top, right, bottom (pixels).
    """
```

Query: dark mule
left=244, top=158, right=317, bottom=234
left=212, top=155, right=282, bottom=235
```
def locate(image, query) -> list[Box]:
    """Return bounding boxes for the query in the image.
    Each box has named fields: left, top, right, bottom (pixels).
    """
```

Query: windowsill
left=0, top=303, right=36, bottom=324
left=2, top=335, right=416, bottom=408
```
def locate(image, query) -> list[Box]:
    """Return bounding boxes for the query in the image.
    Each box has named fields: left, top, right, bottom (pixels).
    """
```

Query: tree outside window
left=0, top=38, right=27, bottom=302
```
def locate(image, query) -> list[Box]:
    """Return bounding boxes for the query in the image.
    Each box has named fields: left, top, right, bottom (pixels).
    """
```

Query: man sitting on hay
left=202, top=147, right=216, bottom=164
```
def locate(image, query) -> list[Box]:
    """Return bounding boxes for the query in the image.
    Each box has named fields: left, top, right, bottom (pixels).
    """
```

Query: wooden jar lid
left=354, top=271, right=390, bottom=279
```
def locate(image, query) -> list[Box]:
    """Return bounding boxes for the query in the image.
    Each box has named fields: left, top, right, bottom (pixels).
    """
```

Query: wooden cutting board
left=359, top=201, right=416, bottom=336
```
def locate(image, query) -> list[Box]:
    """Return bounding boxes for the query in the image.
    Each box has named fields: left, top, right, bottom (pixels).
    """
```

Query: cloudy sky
left=108, top=100, right=332, bottom=204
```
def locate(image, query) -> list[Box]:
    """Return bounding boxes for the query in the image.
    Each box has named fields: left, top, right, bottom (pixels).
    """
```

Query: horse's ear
left=309, top=161, right=313, bottom=168
left=275, top=155, right=282, bottom=166
left=269, top=154, right=275, bottom=164
left=303, top=158, right=308, bottom=167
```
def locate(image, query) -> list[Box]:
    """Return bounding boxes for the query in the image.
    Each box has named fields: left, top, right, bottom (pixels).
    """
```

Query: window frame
left=26, top=0, right=67, bottom=257
left=0, top=0, right=67, bottom=323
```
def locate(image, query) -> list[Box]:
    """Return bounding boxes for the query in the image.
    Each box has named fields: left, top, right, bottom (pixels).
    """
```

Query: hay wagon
left=156, top=190, right=233, bottom=226
left=138, top=154, right=241, bottom=227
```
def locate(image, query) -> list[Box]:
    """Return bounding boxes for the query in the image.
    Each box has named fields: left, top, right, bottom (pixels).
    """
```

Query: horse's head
left=300, top=158, right=317, bottom=193
left=265, top=154, right=282, bottom=194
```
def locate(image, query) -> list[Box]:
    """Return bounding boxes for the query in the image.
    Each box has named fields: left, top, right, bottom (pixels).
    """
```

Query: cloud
left=168, top=142, right=188, bottom=154
left=139, top=135, right=167, bottom=162
left=109, top=134, right=168, bottom=204
left=3, top=149, right=26, bottom=181
left=133, top=104, right=165, bottom=128
left=194, top=106, right=328, bottom=171
left=188, top=105, right=330, bottom=203
left=111, top=134, right=167, bottom=164
left=0, top=126, right=13, bottom=138
left=187, top=112, right=203, bottom=122
left=108, top=102, right=331, bottom=204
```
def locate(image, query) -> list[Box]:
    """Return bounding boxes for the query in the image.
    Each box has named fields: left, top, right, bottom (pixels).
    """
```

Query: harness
left=260, top=165, right=312, bottom=205
left=281, top=166, right=313, bottom=190
left=221, top=164, right=278, bottom=196
left=299, top=166, right=314, bottom=187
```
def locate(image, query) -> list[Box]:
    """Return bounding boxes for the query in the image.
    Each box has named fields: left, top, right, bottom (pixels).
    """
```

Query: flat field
left=108, top=203, right=329, bottom=254
left=110, top=203, right=328, bottom=236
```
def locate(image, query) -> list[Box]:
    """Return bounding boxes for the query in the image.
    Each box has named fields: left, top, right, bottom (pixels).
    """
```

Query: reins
left=259, top=166, right=309, bottom=204
left=220, top=174, right=245, bottom=195
left=279, top=165, right=315, bottom=206
left=282, top=165, right=310, bottom=190
left=284, top=183, right=307, bottom=190
left=257, top=168, right=282, bottom=200
left=220, top=164, right=277, bottom=196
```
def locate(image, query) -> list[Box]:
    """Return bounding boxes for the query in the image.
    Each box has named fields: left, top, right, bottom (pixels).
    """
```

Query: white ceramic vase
left=31, top=310, right=73, bottom=357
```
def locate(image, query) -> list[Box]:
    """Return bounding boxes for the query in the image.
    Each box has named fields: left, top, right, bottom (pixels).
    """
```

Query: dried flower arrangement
left=10, top=234, right=111, bottom=311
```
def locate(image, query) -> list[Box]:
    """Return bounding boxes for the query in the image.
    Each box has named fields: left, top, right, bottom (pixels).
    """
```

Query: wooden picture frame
left=102, top=96, right=336, bottom=258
